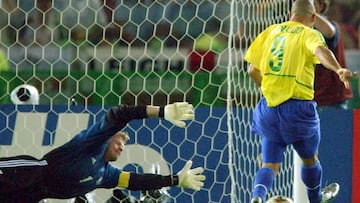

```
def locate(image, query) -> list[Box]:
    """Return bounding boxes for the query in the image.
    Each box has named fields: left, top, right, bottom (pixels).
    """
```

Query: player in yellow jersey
left=244, top=0, right=356, bottom=203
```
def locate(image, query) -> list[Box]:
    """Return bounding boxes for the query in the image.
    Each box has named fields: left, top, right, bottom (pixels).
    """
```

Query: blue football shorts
left=252, top=98, right=321, bottom=163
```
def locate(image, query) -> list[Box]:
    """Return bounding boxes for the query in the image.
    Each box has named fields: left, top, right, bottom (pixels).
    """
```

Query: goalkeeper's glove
left=162, top=102, right=194, bottom=128
left=177, top=160, right=206, bottom=191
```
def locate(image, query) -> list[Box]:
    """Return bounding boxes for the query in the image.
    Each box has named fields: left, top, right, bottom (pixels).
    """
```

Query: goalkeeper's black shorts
left=0, top=155, right=48, bottom=202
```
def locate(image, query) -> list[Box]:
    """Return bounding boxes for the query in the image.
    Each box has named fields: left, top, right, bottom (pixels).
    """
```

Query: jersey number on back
left=269, top=36, right=285, bottom=72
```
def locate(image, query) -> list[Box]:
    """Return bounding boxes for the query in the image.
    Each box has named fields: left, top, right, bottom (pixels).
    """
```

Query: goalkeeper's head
left=104, top=131, right=130, bottom=162
left=10, top=84, right=39, bottom=105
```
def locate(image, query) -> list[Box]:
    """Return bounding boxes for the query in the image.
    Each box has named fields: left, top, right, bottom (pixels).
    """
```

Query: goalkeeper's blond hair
left=114, top=131, right=130, bottom=142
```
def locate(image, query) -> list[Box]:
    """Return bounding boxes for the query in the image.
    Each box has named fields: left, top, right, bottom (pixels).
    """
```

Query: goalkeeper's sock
left=301, top=160, right=322, bottom=203
left=252, top=167, right=275, bottom=201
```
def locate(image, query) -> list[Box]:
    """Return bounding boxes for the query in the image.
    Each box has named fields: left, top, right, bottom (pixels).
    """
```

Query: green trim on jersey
left=244, top=21, right=325, bottom=106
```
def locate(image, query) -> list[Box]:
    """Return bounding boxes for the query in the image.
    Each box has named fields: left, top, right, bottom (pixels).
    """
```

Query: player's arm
left=118, top=172, right=176, bottom=190
left=314, top=13, right=336, bottom=39
left=117, top=161, right=206, bottom=191
left=248, top=64, right=262, bottom=87
left=315, top=46, right=357, bottom=88
left=106, top=102, right=194, bottom=128
left=147, top=102, right=194, bottom=127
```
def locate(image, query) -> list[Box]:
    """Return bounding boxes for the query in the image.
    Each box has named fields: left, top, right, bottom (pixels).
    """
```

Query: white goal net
left=0, top=0, right=294, bottom=202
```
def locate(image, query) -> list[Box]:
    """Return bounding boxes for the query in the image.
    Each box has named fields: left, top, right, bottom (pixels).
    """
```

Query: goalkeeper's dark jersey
left=314, top=21, right=353, bottom=106
left=0, top=105, right=148, bottom=202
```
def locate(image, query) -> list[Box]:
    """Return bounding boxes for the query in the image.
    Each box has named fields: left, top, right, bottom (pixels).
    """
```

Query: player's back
left=245, top=21, right=326, bottom=106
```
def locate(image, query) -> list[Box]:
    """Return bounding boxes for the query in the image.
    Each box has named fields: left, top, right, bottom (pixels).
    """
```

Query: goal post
left=229, top=1, right=296, bottom=202
left=0, top=0, right=300, bottom=202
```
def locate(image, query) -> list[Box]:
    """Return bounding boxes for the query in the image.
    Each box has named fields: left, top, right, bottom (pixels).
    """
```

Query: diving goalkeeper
left=0, top=102, right=205, bottom=202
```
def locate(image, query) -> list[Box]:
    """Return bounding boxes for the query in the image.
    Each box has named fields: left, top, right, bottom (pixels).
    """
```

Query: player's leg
left=293, top=121, right=340, bottom=203
left=293, top=134, right=322, bottom=203
left=250, top=98, right=284, bottom=203
left=251, top=137, right=287, bottom=203
left=0, top=155, right=47, bottom=201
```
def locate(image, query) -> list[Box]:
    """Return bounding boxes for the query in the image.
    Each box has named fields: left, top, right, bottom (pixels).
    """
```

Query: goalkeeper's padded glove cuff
left=159, top=106, right=165, bottom=118
left=171, top=175, right=179, bottom=186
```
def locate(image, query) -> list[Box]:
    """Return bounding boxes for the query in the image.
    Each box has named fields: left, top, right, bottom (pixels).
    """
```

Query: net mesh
left=229, top=1, right=294, bottom=201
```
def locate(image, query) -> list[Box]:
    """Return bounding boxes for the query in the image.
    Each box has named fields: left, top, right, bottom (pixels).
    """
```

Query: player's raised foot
left=320, top=183, right=340, bottom=203
left=251, top=196, right=262, bottom=203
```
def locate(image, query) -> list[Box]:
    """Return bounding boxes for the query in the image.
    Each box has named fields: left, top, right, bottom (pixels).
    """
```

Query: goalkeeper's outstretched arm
left=117, top=161, right=206, bottom=191
left=149, top=102, right=195, bottom=128
left=107, top=102, right=194, bottom=128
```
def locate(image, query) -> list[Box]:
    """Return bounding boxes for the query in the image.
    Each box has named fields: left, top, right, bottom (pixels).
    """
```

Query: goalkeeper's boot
left=320, top=183, right=340, bottom=203
left=250, top=196, right=262, bottom=203
left=74, top=195, right=88, bottom=203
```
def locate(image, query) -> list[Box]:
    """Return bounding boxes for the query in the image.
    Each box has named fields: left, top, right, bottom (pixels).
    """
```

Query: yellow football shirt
left=244, top=21, right=326, bottom=107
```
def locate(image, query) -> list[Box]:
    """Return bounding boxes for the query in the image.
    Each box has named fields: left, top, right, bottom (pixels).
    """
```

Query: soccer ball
left=10, top=84, right=39, bottom=105
left=266, top=195, right=294, bottom=203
